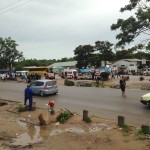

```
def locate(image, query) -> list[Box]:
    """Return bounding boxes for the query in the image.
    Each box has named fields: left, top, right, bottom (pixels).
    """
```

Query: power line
left=0, top=0, right=25, bottom=11
left=0, top=0, right=33, bottom=15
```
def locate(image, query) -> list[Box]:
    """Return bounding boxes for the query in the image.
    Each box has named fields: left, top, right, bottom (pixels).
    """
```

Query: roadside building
left=48, top=61, right=77, bottom=73
left=111, top=59, right=142, bottom=75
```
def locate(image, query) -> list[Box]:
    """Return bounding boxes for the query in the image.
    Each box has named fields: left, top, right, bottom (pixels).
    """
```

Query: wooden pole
left=83, top=110, right=88, bottom=121
left=118, top=116, right=125, bottom=127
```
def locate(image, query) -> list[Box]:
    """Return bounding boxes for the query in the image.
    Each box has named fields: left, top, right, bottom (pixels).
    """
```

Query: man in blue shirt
left=24, top=85, right=33, bottom=111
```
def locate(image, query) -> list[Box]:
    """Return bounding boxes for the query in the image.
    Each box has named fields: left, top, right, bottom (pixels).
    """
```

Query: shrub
left=141, top=125, right=150, bottom=134
left=64, top=79, right=74, bottom=86
left=92, top=81, right=105, bottom=88
left=122, top=124, right=130, bottom=132
left=17, top=104, right=24, bottom=112
left=100, top=72, right=109, bottom=81
left=84, top=116, right=92, bottom=123
left=75, top=81, right=92, bottom=87
left=139, top=77, right=144, bottom=81
left=57, top=110, right=71, bottom=123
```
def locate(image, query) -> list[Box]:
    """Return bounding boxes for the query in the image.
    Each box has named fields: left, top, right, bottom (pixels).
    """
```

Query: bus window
left=26, top=66, right=48, bottom=76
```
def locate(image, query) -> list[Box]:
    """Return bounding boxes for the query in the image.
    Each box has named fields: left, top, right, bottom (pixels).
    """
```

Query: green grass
left=122, top=124, right=131, bottom=133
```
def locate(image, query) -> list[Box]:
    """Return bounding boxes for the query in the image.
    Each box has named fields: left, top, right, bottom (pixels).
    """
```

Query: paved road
left=0, top=80, right=149, bottom=127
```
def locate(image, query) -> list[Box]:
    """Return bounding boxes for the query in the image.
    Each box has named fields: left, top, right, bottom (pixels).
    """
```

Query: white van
left=63, top=69, right=78, bottom=79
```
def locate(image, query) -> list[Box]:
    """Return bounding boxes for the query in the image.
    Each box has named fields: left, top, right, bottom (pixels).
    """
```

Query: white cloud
left=0, top=0, right=133, bottom=60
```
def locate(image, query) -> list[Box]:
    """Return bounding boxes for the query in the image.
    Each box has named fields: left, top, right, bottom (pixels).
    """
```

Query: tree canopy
left=0, top=37, right=23, bottom=73
left=95, top=41, right=115, bottom=65
left=74, top=45, right=94, bottom=69
left=74, top=41, right=115, bottom=68
left=111, top=0, right=150, bottom=50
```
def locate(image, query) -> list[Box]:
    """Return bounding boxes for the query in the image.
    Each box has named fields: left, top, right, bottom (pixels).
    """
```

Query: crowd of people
left=0, top=72, right=42, bottom=83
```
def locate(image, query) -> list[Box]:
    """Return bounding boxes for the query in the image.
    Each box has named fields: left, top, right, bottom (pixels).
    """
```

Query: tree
left=0, top=37, right=23, bottom=73
left=116, top=49, right=133, bottom=60
left=95, top=41, right=114, bottom=65
left=111, top=0, right=150, bottom=50
left=74, top=45, right=94, bottom=69
left=134, top=51, right=150, bottom=59
left=57, top=57, right=75, bottom=62
left=14, top=59, right=57, bottom=70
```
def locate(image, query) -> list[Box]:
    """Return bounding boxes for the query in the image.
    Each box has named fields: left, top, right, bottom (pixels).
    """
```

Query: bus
left=23, top=66, right=55, bottom=78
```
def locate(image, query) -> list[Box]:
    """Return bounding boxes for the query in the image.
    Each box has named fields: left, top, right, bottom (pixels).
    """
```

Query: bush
left=75, top=81, right=92, bottom=87
left=92, top=81, right=105, bottom=88
left=100, top=72, right=109, bottom=81
left=139, top=76, right=144, bottom=81
left=122, top=124, right=130, bottom=132
left=64, top=79, right=74, bottom=86
left=141, top=125, right=150, bottom=134
left=57, top=110, right=71, bottom=123
left=84, top=116, right=92, bottom=123
left=17, top=104, right=24, bottom=112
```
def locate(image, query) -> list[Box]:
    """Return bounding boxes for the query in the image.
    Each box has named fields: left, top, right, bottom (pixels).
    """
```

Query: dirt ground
left=0, top=75, right=150, bottom=150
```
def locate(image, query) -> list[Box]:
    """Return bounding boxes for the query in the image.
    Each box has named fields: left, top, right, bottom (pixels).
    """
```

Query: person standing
left=24, top=85, right=33, bottom=111
left=120, top=76, right=126, bottom=97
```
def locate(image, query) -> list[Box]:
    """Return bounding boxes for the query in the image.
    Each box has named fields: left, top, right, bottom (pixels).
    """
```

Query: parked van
left=62, top=69, right=78, bottom=79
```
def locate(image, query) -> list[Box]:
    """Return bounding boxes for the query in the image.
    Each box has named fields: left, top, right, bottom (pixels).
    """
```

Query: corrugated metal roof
left=48, top=61, right=77, bottom=67
left=123, top=59, right=142, bottom=62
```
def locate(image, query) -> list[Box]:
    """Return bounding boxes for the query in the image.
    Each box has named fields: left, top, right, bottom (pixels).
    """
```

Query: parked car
left=29, top=79, right=58, bottom=96
left=140, top=93, right=150, bottom=108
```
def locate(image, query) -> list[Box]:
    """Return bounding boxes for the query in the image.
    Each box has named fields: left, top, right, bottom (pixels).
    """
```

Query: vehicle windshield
left=47, top=81, right=56, bottom=86
left=67, top=72, right=72, bottom=74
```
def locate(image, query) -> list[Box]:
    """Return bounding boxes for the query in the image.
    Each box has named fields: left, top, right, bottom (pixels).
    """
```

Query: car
left=29, top=79, right=58, bottom=96
left=140, top=93, right=150, bottom=108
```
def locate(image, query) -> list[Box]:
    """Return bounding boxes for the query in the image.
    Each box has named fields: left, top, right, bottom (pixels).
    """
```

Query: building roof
left=48, top=61, right=77, bottom=68
left=122, top=59, right=142, bottom=62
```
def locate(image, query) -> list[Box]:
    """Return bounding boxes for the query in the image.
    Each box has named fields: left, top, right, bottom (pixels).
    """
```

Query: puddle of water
left=12, top=125, right=42, bottom=146
left=12, top=121, right=51, bottom=146
left=12, top=120, right=112, bottom=146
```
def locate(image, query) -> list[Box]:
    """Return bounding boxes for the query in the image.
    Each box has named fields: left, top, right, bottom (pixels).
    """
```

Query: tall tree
left=74, top=45, right=94, bottom=69
left=0, top=37, right=23, bottom=73
left=111, top=0, right=150, bottom=50
left=95, top=41, right=114, bottom=65
left=116, top=49, right=133, bottom=60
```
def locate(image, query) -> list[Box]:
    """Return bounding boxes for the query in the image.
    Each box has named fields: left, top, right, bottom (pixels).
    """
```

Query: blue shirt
left=24, top=87, right=33, bottom=100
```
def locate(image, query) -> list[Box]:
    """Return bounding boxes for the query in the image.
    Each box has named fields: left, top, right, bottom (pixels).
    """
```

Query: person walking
left=24, top=85, right=33, bottom=111
left=120, top=76, right=126, bottom=97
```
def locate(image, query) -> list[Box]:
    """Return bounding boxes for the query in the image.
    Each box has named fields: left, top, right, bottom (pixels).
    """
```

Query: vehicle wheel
left=53, top=92, right=58, bottom=95
left=40, top=91, right=44, bottom=97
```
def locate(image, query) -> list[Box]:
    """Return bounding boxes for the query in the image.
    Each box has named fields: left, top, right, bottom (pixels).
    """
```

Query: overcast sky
left=0, top=0, right=132, bottom=60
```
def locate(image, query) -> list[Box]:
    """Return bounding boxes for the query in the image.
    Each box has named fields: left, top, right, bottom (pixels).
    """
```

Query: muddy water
left=11, top=122, right=43, bottom=146
left=11, top=121, right=86, bottom=146
left=11, top=121, right=112, bottom=146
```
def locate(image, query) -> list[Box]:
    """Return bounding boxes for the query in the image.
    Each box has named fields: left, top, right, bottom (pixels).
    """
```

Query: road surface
left=0, top=80, right=149, bottom=127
